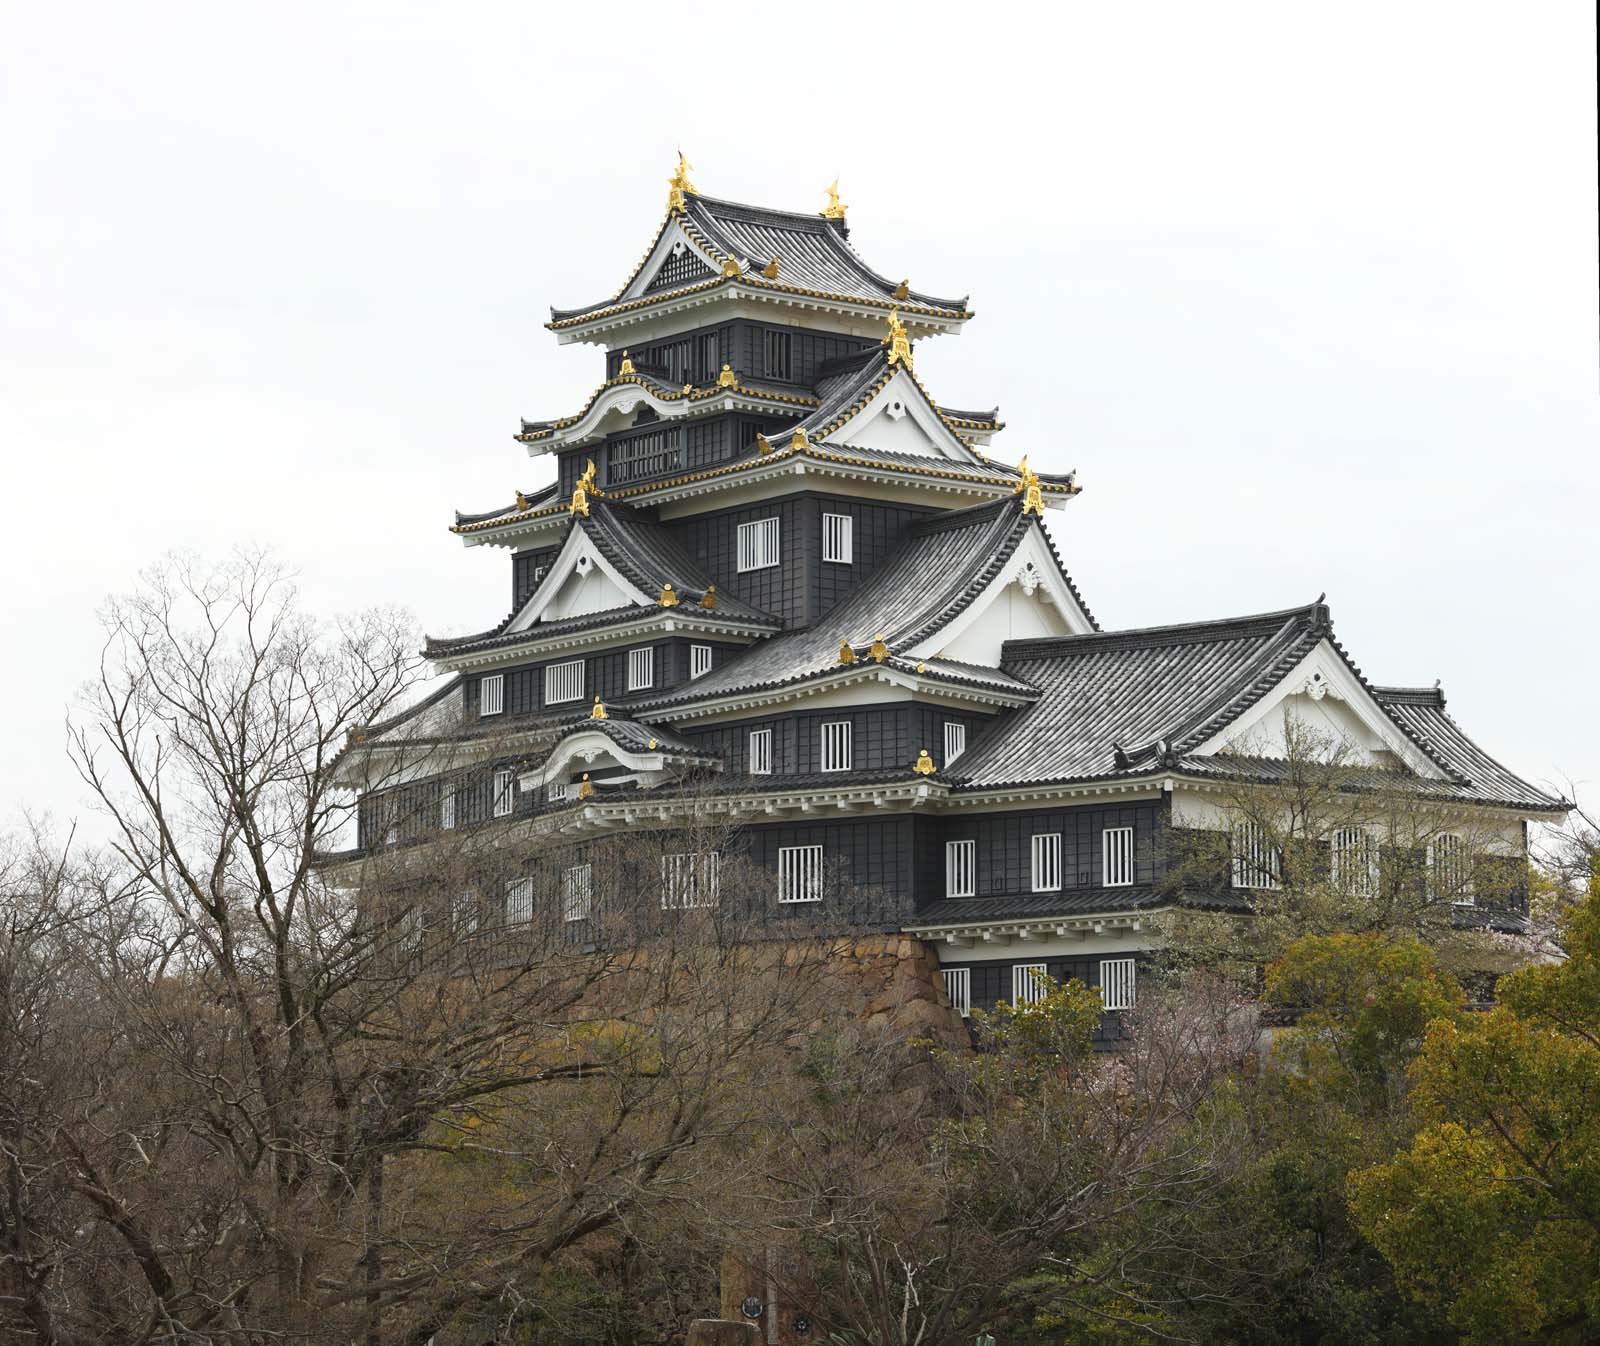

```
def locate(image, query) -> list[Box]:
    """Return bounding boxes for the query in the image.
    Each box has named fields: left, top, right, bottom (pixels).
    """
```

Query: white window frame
left=748, top=728, right=773, bottom=776
left=736, top=516, right=781, bottom=572
left=822, top=512, right=853, bottom=564
left=777, top=845, right=824, bottom=904
left=1100, top=957, right=1137, bottom=1011
left=479, top=673, right=505, bottom=717
left=943, top=967, right=971, bottom=1018
left=547, top=781, right=570, bottom=803
left=661, top=852, right=720, bottom=909
left=820, top=720, right=852, bottom=773
left=1430, top=832, right=1474, bottom=905
left=944, top=721, right=967, bottom=767
left=492, top=768, right=514, bottom=819
left=1011, top=962, right=1049, bottom=1007
left=1031, top=832, right=1062, bottom=893
left=1232, top=820, right=1281, bottom=890
left=562, top=863, right=592, bottom=922
left=544, top=659, right=584, bottom=705
left=1103, top=825, right=1134, bottom=888
left=1332, top=826, right=1380, bottom=897
left=946, top=839, right=976, bottom=898
left=440, top=784, right=456, bottom=831
left=505, top=876, right=534, bottom=924
left=455, top=890, right=479, bottom=935
left=690, top=644, right=713, bottom=679
left=627, top=646, right=654, bottom=692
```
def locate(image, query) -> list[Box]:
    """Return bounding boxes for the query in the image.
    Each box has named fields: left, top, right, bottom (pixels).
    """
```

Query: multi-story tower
left=340, top=160, right=1566, bottom=1019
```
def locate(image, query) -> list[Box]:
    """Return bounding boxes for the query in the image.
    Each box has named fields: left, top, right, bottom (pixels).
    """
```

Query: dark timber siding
left=512, top=547, right=560, bottom=611
left=736, top=817, right=915, bottom=925
left=811, top=495, right=937, bottom=617
left=464, top=639, right=747, bottom=721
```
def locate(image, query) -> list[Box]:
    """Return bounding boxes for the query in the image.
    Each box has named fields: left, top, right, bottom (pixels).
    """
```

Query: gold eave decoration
left=578, top=773, right=594, bottom=798
left=882, top=308, right=913, bottom=369
left=762, top=257, right=779, bottom=279
left=838, top=640, right=856, bottom=665
left=868, top=634, right=889, bottom=663
left=659, top=582, right=680, bottom=608
left=647, top=738, right=658, bottom=749
left=913, top=749, right=935, bottom=775
left=515, top=489, right=531, bottom=512
left=618, top=350, right=635, bottom=375
left=755, top=432, right=772, bottom=455
left=893, top=278, right=910, bottom=301
left=821, top=178, right=847, bottom=220
left=717, top=364, right=736, bottom=388
left=721, top=257, right=742, bottom=278
left=1014, top=455, right=1045, bottom=517
left=790, top=427, right=808, bottom=450
left=699, top=585, right=717, bottom=610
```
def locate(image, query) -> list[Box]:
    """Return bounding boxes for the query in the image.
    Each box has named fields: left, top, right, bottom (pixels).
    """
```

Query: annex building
left=340, top=159, right=1566, bottom=1020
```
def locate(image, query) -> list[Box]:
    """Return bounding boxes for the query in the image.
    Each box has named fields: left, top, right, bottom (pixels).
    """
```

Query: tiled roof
left=908, top=885, right=1207, bottom=927
left=543, top=713, right=717, bottom=763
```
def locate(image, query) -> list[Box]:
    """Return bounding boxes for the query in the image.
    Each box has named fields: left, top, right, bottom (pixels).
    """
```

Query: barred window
left=690, top=644, right=713, bottom=679
left=661, top=852, right=719, bottom=909
left=1100, top=958, right=1137, bottom=1011
left=777, top=845, right=823, bottom=903
left=505, top=877, right=534, bottom=924
left=1332, top=826, right=1380, bottom=897
left=736, top=517, right=781, bottom=571
left=820, top=721, right=852, bottom=772
left=480, top=673, right=504, bottom=717
left=946, top=839, right=976, bottom=898
left=1011, top=962, right=1049, bottom=1007
left=562, top=864, right=592, bottom=922
left=822, top=512, right=853, bottom=563
left=1103, top=826, right=1134, bottom=887
left=943, top=967, right=971, bottom=1018
left=763, top=328, right=792, bottom=380
left=748, top=728, right=773, bottom=775
left=944, top=721, right=966, bottom=766
left=627, top=646, right=654, bottom=692
left=545, top=659, right=584, bottom=704
left=1232, top=820, right=1281, bottom=890
left=548, top=781, right=572, bottom=803
left=1031, top=832, right=1061, bottom=892
left=492, top=769, right=515, bottom=818
left=1431, top=832, right=1473, bottom=904
left=440, top=785, right=456, bottom=831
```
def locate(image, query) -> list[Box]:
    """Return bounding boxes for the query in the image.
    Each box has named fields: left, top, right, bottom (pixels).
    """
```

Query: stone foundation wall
left=816, top=935, right=970, bottom=1050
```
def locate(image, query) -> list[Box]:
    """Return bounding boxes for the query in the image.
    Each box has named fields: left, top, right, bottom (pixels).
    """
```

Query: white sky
left=3, top=1, right=1596, bottom=825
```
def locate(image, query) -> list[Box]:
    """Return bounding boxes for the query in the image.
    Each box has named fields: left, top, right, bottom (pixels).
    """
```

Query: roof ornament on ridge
left=659, top=582, right=679, bottom=608
left=569, top=459, right=600, bottom=516
left=882, top=308, right=913, bottom=368
left=821, top=178, right=847, bottom=220
left=1014, top=455, right=1045, bottom=517
left=590, top=696, right=609, bottom=720
left=667, top=152, right=697, bottom=211
left=618, top=349, right=635, bottom=375
left=913, top=749, right=936, bottom=775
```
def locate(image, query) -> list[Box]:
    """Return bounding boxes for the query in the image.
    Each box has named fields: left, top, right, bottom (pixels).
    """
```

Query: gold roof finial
left=821, top=178, right=847, bottom=220
left=883, top=308, right=913, bottom=369
left=618, top=349, right=635, bottom=376
left=893, top=278, right=910, bottom=301
left=591, top=695, right=608, bottom=720
left=667, top=152, right=697, bottom=210
left=699, top=584, right=717, bottom=610
left=762, top=256, right=780, bottom=279
left=1014, top=454, right=1045, bottom=517
left=838, top=639, right=856, bottom=665
left=569, top=458, right=599, bottom=516
left=515, top=489, right=531, bottom=512
left=868, top=634, right=889, bottom=663
left=913, top=749, right=936, bottom=775
left=659, top=582, right=680, bottom=608
left=578, top=772, right=594, bottom=798
left=717, top=363, right=736, bottom=388
left=790, top=427, right=808, bottom=450
left=755, top=431, right=772, bottom=455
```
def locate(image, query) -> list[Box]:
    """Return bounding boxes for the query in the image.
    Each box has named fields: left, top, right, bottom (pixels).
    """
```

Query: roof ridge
left=1372, top=684, right=1447, bottom=706
left=1002, top=599, right=1326, bottom=658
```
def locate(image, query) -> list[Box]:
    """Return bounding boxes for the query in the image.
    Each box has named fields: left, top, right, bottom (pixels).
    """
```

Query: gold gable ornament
left=717, top=363, right=736, bottom=388
left=821, top=178, right=847, bottom=220
left=882, top=308, right=913, bottom=369
left=838, top=639, right=856, bottom=665
left=618, top=350, right=635, bottom=376
left=893, top=278, right=910, bottom=301
left=699, top=584, right=717, bottom=610
left=1014, top=455, right=1045, bottom=518
left=790, top=427, right=808, bottom=450
left=913, top=749, right=936, bottom=776
left=762, top=256, right=780, bottom=279
left=868, top=634, right=889, bottom=663
left=721, top=256, right=742, bottom=278
left=659, top=582, right=680, bottom=608
left=667, top=152, right=697, bottom=210
left=590, top=696, right=608, bottom=720
left=578, top=773, right=594, bottom=799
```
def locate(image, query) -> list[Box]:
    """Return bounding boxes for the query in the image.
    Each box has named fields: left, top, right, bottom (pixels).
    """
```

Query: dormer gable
left=506, top=524, right=653, bottom=630
left=815, top=364, right=978, bottom=462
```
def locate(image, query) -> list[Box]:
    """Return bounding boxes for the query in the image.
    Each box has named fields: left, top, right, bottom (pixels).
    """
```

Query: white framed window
left=479, top=673, right=505, bottom=717
left=1100, top=958, right=1137, bottom=1011
left=492, top=769, right=515, bottom=818
left=1103, top=826, right=1134, bottom=887
left=661, top=852, right=720, bottom=909
left=506, top=876, right=534, bottom=924
left=454, top=890, right=479, bottom=935
left=547, top=781, right=570, bottom=803
left=822, top=512, right=853, bottom=563
left=943, top=967, right=971, bottom=1018
left=1011, top=962, right=1049, bottom=1007
left=440, top=785, right=456, bottom=831
left=627, top=646, right=654, bottom=692
left=1430, top=832, right=1473, bottom=905
left=944, top=721, right=967, bottom=767
left=1232, top=820, right=1281, bottom=890
left=690, top=644, right=713, bottom=679
left=820, top=721, right=852, bottom=772
left=749, top=728, right=773, bottom=775
left=736, top=517, right=781, bottom=572
left=562, top=864, right=592, bottom=921
left=946, top=839, right=976, bottom=898
left=1332, top=826, right=1380, bottom=897
left=1031, top=832, right=1062, bottom=893
left=544, top=659, right=584, bottom=705
left=777, top=845, right=823, bottom=903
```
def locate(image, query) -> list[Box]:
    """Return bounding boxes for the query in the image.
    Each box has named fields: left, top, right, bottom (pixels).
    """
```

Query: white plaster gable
left=533, top=383, right=691, bottom=454
left=620, top=221, right=720, bottom=304
left=909, top=526, right=1096, bottom=664
left=507, top=526, right=652, bottom=630
left=521, top=730, right=676, bottom=790
left=817, top=366, right=973, bottom=461
left=1197, top=640, right=1445, bottom=777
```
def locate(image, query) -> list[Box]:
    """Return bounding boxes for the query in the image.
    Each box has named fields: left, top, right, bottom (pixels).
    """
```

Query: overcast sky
left=3, top=1, right=1596, bottom=827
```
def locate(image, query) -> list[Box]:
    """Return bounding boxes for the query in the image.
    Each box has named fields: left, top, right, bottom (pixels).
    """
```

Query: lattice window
left=822, top=512, right=853, bottom=563
left=492, top=769, right=515, bottom=819
left=1011, top=963, right=1049, bottom=1007
left=627, top=646, right=654, bottom=692
left=763, top=328, right=792, bottom=380
left=607, top=427, right=682, bottom=486
left=1100, top=958, right=1137, bottom=1011
left=480, top=673, right=504, bottom=717
left=748, top=728, right=772, bottom=775
left=944, top=721, right=966, bottom=766
left=440, top=785, right=456, bottom=831
left=505, top=877, right=534, bottom=924
left=1031, top=832, right=1062, bottom=892
left=645, top=245, right=715, bottom=293
left=1430, top=832, right=1473, bottom=905
left=943, top=967, right=971, bottom=1018
left=545, top=659, right=584, bottom=705
left=1332, top=826, right=1380, bottom=897
left=661, top=852, right=719, bottom=909
left=1232, top=820, right=1281, bottom=890
left=562, top=864, right=592, bottom=922
left=1103, top=826, right=1135, bottom=887
left=737, top=517, right=781, bottom=572
left=946, top=839, right=976, bottom=898
left=777, top=845, right=823, bottom=903
left=820, top=721, right=852, bottom=772
left=690, top=644, right=713, bottom=679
